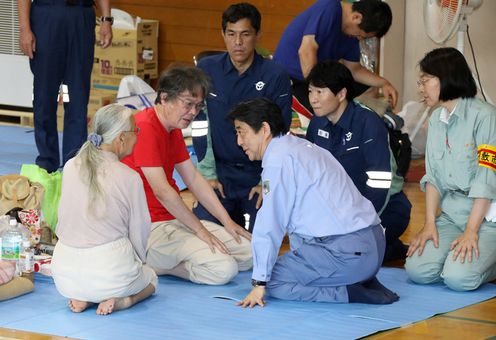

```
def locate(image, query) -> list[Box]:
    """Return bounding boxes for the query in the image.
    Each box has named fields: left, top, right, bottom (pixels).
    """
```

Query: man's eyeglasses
left=123, top=127, right=140, bottom=135
left=176, top=96, right=205, bottom=112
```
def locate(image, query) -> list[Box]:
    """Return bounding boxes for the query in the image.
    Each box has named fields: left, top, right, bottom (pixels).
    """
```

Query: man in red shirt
left=122, top=66, right=252, bottom=285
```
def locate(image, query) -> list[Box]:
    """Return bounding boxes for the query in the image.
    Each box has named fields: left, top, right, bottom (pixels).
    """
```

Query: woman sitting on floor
left=405, top=47, right=496, bottom=291
left=51, top=104, right=157, bottom=315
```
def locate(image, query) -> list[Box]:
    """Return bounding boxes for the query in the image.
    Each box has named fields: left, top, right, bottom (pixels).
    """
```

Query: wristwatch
left=251, top=279, right=267, bottom=287
left=100, top=16, right=114, bottom=25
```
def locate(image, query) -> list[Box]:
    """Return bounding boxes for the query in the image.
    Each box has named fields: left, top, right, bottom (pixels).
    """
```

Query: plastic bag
left=116, top=75, right=156, bottom=111
left=20, top=165, right=62, bottom=232
left=397, top=101, right=432, bottom=159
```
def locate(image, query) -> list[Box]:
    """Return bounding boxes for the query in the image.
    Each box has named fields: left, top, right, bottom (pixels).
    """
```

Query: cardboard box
left=87, top=90, right=117, bottom=125
left=91, top=74, right=121, bottom=92
left=93, top=20, right=159, bottom=83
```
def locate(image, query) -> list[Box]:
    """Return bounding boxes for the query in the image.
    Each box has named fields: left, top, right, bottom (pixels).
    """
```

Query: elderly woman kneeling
left=51, top=104, right=157, bottom=315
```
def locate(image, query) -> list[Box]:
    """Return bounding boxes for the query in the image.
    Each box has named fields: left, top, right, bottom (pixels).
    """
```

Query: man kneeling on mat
left=229, top=98, right=399, bottom=307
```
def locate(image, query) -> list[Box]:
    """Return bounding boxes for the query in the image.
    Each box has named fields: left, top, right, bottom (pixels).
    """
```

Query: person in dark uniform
left=17, top=0, right=113, bottom=173
left=273, top=0, right=397, bottom=119
left=305, top=60, right=411, bottom=262
left=191, top=2, right=292, bottom=232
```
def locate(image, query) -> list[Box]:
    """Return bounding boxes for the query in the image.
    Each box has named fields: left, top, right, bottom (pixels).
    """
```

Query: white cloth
left=51, top=238, right=157, bottom=303
left=57, top=151, right=151, bottom=262
left=486, top=201, right=496, bottom=222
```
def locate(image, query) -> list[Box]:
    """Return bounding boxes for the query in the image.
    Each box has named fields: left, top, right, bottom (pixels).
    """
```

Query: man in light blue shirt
left=229, top=98, right=399, bottom=307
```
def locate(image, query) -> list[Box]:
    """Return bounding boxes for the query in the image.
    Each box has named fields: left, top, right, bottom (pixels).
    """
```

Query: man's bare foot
left=68, top=299, right=93, bottom=313
left=96, top=297, right=133, bottom=315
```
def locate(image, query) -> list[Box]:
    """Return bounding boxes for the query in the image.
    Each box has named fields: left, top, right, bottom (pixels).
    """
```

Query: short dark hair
left=419, top=47, right=477, bottom=101
left=353, top=0, right=392, bottom=38
left=222, top=2, right=261, bottom=33
left=155, top=64, right=210, bottom=104
left=228, top=98, right=287, bottom=137
left=306, top=60, right=355, bottom=101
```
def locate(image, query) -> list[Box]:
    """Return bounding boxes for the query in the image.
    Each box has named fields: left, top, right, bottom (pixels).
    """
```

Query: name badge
left=262, top=180, right=270, bottom=195
left=317, top=129, right=329, bottom=139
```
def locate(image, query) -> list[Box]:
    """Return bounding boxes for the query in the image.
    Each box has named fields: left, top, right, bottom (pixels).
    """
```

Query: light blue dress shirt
left=252, top=135, right=380, bottom=281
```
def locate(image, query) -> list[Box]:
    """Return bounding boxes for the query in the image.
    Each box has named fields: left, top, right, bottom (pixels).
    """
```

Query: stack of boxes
left=90, top=18, right=159, bottom=126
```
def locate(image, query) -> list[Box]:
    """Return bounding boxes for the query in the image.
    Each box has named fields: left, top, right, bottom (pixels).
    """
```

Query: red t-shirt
left=122, top=107, right=190, bottom=222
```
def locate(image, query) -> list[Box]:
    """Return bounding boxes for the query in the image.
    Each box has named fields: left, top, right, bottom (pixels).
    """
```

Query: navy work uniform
left=306, top=101, right=412, bottom=261
left=30, top=0, right=96, bottom=172
left=192, top=52, right=292, bottom=232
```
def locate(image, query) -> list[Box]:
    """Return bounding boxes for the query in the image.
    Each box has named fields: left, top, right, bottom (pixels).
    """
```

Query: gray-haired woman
left=51, top=104, right=157, bottom=315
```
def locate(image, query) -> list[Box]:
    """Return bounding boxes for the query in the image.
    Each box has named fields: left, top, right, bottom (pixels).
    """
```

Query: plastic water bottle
left=1, top=219, right=22, bottom=276
left=20, top=240, right=34, bottom=274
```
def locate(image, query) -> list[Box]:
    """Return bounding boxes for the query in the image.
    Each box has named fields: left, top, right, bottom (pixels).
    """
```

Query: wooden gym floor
left=1, top=175, right=495, bottom=339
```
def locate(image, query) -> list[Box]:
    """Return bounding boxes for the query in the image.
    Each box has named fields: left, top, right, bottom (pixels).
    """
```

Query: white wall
left=381, top=0, right=406, bottom=109
left=402, top=0, right=496, bottom=106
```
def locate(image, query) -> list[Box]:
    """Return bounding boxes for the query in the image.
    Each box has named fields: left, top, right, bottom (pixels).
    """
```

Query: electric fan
left=423, top=0, right=492, bottom=104
left=424, top=0, right=482, bottom=52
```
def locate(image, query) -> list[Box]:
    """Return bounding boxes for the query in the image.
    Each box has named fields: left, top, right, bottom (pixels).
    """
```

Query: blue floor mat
left=1, top=268, right=495, bottom=340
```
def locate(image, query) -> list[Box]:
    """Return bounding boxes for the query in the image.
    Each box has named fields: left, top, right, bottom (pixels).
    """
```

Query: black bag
left=388, top=129, right=412, bottom=178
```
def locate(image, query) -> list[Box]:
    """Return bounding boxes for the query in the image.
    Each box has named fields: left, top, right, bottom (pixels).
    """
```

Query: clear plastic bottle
left=1, top=219, right=22, bottom=276
left=20, top=240, right=34, bottom=274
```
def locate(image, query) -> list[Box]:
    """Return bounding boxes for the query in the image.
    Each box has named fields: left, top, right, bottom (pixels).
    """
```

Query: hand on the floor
left=407, top=222, right=438, bottom=257
left=196, top=227, right=230, bottom=255
left=237, top=286, right=266, bottom=308
left=248, top=185, right=263, bottom=209
left=450, top=230, right=479, bottom=263
left=224, top=220, right=252, bottom=243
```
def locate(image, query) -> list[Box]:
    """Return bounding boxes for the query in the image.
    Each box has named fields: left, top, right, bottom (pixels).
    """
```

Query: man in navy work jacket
left=229, top=98, right=399, bottom=307
left=192, top=2, right=292, bottom=232
left=305, top=60, right=411, bottom=262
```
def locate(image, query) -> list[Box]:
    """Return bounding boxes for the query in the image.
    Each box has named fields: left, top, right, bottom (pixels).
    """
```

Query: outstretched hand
left=237, top=286, right=266, bottom=308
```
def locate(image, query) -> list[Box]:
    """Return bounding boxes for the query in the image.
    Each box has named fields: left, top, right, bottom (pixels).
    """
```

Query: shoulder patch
left=262, top=180, right=270, bottom=195
left=478, top=144, right=496, bottom=171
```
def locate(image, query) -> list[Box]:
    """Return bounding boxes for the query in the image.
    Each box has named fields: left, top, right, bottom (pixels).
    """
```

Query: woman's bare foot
left=96, top=297, right=133, bottom=315
left=96, top=283, right=155, bottom=315
left=68, top=299, right=93, bottom=313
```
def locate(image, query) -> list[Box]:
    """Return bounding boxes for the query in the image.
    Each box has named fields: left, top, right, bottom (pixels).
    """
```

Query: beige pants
left=146, top=220, right=252, bottom=285
left=52, top=238, right=158, bottom=303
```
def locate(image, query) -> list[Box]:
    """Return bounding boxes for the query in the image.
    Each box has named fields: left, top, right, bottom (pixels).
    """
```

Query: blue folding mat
left=0, top=268, right=495, bottom=339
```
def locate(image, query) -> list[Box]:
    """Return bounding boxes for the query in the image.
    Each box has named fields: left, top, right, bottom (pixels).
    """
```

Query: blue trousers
left=266, top=224, right=385, bottom=302
left=193, top=189, right=259, bottom=232
left=381, top=191, right=411, bottom=244
left=30, top=0, right=95, bottom=172
left=193, top=162, right=261, bottom=232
